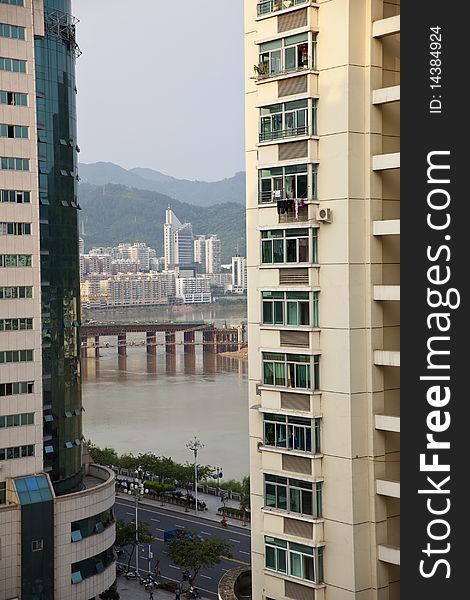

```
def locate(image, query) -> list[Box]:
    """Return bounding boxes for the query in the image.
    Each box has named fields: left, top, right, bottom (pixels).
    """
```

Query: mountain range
left=79, top=162, right=246, bottom=207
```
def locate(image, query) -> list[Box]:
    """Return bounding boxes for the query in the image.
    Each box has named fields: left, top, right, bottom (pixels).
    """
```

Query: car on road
left=163, top=528, right=203, bottom=543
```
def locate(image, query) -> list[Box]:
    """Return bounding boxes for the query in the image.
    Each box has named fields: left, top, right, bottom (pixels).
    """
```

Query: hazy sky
left=74, top=1, right=245, bottom=181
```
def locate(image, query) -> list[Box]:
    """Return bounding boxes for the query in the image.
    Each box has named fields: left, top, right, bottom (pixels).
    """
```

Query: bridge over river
left=80, top=320, right=245, bottom=357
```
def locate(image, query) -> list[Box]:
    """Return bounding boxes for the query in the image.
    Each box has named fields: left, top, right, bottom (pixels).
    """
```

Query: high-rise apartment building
left=231, top=254, right=247, bottom=293
left=164, top=206, right=194, bottom=269
left=194, top=234, right=207, bottom=272
left=245, top=1, right=400, bottom=599
left=205, top=234, right=221, bottom=274
left=1, top=2, right=115, bottom=599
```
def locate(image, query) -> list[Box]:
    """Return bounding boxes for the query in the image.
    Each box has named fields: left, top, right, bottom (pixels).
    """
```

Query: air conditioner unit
left=317, top=207, right=332, bottom=223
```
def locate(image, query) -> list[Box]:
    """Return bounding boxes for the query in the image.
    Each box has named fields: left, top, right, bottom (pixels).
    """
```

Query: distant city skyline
left=75, top=1, right=245, bottom=182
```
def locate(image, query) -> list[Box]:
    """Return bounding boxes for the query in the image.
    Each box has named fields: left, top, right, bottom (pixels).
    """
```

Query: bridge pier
left=203, top=331, right=216, bottom=353
left=118, top=334, right=127, bottom=356
left=165, top=331, right=176, bottom=354
left=146, top=332, right=157, bottom=355
left=183, top=331, right=195, bottom=353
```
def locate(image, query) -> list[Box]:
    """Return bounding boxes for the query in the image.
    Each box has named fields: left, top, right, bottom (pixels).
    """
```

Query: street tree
left=239, top=476, right=250, bottom=525
left=86, top=442, right=120, bottom=467
left=99, top=582, right=120, bottom=600
left=167, top=536, right=233, bottom=584
left=115, top=519, right=155, bottom=571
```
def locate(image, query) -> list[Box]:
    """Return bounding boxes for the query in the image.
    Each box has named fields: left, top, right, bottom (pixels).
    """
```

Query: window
left=258, top=33, right=316, bottom=77
left=265, top=474, right=322, bottom=517
left=71, top=571, right=83, bottom=584
left=0, top=286, right=33, bottom=299
left=72, top=547, right=115, bottom=583
left=261, top=228, right=317, bottom=265
left=0, top=381, right=33, bottom=396
left=0, top=190, right=30, bottom=203
left=265, top=536, right=323, bottom=583
left=0, top=222, right=31, bottom=235
left=264, top=413, right=321, bottom=453
left=0, top=444, right=34, bottom=460
left=262, top=291, right=318, bottom=327
left=0, top=318, right=33, bottom=330
left=257, top=0, right=308, bottom=17
left=263, top=352, right=319, bottom=390
left=0, top=90, right=27, bottom=106
left=0, top=255, right=32, bottom=268
left=0, top=349, right=33, bottom=363
left=259, top=164, right=317, bottom=203
left=32, top=540, right=43, bottom=552
left=0, top=124, right=28, bottom=138
left=0, top=57, right=26, bottom=73
left=0, top=0, right=25, bottom=5
left=71, top=508, right=115, bottom=543
left=0, top=481, right=5, bottom=504
left=260, top=99, right=317, bottom=142
left=0, top=157, right=29, bottom=171
left=0, top=23, right=25, bottom=40
left=65, top=441, right=74, bottom=449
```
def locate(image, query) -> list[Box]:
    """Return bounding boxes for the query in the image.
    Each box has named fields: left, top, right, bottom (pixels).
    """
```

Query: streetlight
left=186, top=436, right=204, bottom=515
left=127, top=480, right=149, bottom=574
left=215, top=466, right=223, bottom=496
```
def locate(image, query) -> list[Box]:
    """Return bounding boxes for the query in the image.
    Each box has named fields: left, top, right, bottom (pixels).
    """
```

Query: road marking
left=221, top=568, right=229, bottom=572
left=200, top=531, right=211, bottom=535
left=125, top=512, right=134, bottom=516
left=221, top=556, right=250, bottom=566
left=169, top=564, right=180, bottom=570
left=115, top=500, right=251, bottom=538
left=200, top=574, right=212, bottom=580
left=175, top=525, right=184, bottom=529
left=151, top=518, right=160, bottom=523
left=154, top=527, right=164, bottom=532
left=239, top=550, right=250, bottom=555
left=229, top=539, right=241, bottom=544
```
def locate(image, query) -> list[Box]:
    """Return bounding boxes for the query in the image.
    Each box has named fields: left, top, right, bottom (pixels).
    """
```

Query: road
left=115, top=498, right=251, bottom=598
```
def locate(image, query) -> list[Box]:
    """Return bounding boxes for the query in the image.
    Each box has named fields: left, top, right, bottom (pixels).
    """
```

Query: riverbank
left=219, top=345, right=248, bottom=360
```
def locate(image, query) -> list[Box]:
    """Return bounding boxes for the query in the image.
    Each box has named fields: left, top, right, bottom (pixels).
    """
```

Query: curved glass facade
left=35, top=0, right=82, bottom=495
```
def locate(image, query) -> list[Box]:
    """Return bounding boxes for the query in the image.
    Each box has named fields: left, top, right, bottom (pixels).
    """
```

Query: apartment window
left=262, top=352, right=320, bottom=390
left=259, top=164, right=317, bottom=203
left=0, top=318, right=33, bottom=331
left=0, top=222, right=31, bottom=235
left=0, top=157, right=29, bottom=171
left=0, top=255, right=32, bottom=268
left=0, top=413, right=34, bottom=428
left=258, top=0, right=308, bottom=16
left=31, top=539, right=43, bottom=552
left=0, top=444, right=34, bottom=460
left=0, top=482, right=5, bottom=505
left=0, top=349, right=33, bottom=363
left=0, top=57, right=26, bottom=73
left=262, top=290, right=318, bottom=327
left=0, top=23, right=25, bottom=40
left=0, top=0, right=25, bottom=5
left=0, top=381, right=34, bottom=396
left=265, top=536, right=323, bottom=583
left=0, top=190, right=30, bottom=203
left=71, top=508, right=115, bottom=543
left=0, top=286, right=33, bottom=299
left=260, top=99, right=316, bottom=142
left=0, top=91, right=27, bottom=106
left=265, top=474, right=322, bottom=517
left=0, top=124, right=28, bottom=138
left=261, top=228, right=317, bottom=264
left=257, top=33, right=316, bottom=77
left=264, top=413, right=321, bottom=453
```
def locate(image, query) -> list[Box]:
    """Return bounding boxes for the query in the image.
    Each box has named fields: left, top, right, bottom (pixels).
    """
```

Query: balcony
left=372, top=85, right=400, bottom=105
left=257, top=0, right=308, bottom=17
left=372, top=15, right=400, bottom=38
left=254, top=60, right=313, bottom=82
left=372, top=152, right=400, bottom=171
left=373, top=285, right=400, bottom=301
left=259, top=125, right=312, bottom=143
left=375, top=414, right=400, bottom=433
left=376, top=479, right=400, bottom=499
left=373, top=219, right=400, bottom=235
left=278, top=202, right=309, bottom=223
left=374, top=350, right=400, bottom=367
left=378, top=544, right=400, bottom=566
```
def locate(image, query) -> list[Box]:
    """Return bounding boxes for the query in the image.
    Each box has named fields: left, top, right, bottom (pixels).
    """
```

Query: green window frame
left=0, top=90, right=27, bottom=106
left=260, top=99, right=317, bottom=142
left=265, top=536, right=324, bottom=583
left=0, top=57, right=26, bottom=73
left=261, top=228, right=317, bottom=264
left=0, top=222, right=31, bottom=235
left=0, top=286, right=32, bottom=299
left=258, top=32, right=315, bottom=76
left=264, top=413, right=321, bottom=453
left=0, top=318, right=33, bottom=330
left=0, top=23, right=25, bottom=40
left=0, top=349, right=33, bottom=363
left=0, top=254, right=32, bottom=267
left=262, top=352, right=319, bottom=390
left=0, top=157, right=29, bottom=171
left=265, top=473, right=322, bottom=517
left=262, top=290, right=318, bottom=327
left=0, top=381, right=34, bottom=396
left=0, top=444, right=34, bottom=460
left=0, top=0, right=25, bottom=5
left=257, top=0, right=308, bottom=17
left=259, top=163, right=318, bottom=203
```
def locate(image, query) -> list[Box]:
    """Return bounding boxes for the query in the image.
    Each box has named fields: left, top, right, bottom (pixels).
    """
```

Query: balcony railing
left=254, top=60, right=312, bottom=81
left=259, top=191, right=310, bottom=204
left=257, top=0, right=308, bottom=17
left=259, top=125, right=310, bottom=143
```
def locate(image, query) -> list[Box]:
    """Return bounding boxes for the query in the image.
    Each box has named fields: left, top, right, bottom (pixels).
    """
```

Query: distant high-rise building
left=205, top=234, right=221, bottom=274
left=0, top=2, right=115, bottom=598
left=164, top=207, right=194, bottom=269
left=78, top=236, right=85, bottom=255
left=231, top=255, right=247, bottom=292
left=194, top=235, right=207, bottom=272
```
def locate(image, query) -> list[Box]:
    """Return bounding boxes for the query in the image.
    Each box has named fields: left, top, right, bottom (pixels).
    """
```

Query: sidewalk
left=117, top=578, right=176, bottom=600
left=116, top=488, right=251, bottom=531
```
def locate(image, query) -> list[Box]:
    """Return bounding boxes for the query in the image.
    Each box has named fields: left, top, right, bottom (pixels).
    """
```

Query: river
left=81, top=302, right=249, bottom=481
